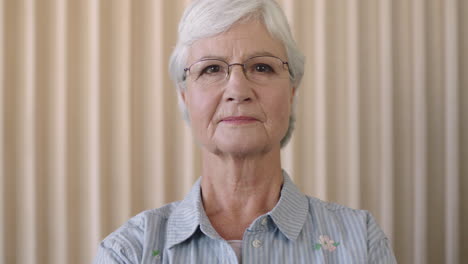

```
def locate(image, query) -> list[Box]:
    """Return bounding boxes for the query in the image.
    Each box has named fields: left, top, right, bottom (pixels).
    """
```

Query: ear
left=290, top=87, right=296, bottom=105
left=178, top=85, right=187, bottom=105
left=177, top=86, right=191, bottom=124
left=180, top=90, right=186, bottom=104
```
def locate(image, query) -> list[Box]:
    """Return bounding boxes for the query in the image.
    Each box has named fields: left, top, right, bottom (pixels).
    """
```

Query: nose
left=223, top=65, right=254, bottom=103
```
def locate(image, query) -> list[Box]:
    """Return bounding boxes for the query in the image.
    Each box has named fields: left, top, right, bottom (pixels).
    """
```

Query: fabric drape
left=1, top=0, right=466, bottom=263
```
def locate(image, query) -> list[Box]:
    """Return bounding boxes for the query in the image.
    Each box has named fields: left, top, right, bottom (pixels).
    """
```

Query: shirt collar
left=166, top=170, right=309, bottom=248
left=166, top=178, right=203, bottom=249
left=267, top=170, right=309, bottom=241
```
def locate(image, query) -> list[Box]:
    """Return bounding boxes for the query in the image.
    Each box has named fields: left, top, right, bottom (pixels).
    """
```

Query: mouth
left=220, top=116, right=260, bottom=125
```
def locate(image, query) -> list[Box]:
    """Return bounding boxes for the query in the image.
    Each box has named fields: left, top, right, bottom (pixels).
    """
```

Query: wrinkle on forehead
left=194, top=51, right=283, bottom=63
left=187, top=19, right=287, bottom=64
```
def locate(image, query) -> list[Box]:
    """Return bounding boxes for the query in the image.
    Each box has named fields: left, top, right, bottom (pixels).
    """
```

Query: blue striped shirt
left=94, top=171, right=397, bottom=263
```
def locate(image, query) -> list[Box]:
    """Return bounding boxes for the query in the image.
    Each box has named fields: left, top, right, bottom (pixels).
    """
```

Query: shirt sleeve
left=93, top=216, right=145, bottom=264
left=93, top=238, right=139, bottom=264
left=368, top=237, right=397, bottom=264
left=366, top=212, right=397, bottom=264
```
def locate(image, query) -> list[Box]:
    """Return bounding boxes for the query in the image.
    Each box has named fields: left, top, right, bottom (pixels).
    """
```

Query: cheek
left=273, top=100, right=291, bottom=128
left=186, top=88, right=221, bottom=130
left=262, top=87, right=293, bottom=125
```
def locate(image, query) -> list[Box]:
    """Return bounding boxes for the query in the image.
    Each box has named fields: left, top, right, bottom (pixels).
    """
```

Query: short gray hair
left=169, top=0, right=305, bottom=147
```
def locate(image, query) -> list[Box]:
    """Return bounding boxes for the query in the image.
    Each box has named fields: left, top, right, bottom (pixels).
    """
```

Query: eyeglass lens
left=186, top=56, right=289, bottom=85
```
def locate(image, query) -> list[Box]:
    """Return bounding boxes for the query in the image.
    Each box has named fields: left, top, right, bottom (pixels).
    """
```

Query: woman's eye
left=254, top=64, right=274, bottom=73
left=202, top=65, right=221, bottom=74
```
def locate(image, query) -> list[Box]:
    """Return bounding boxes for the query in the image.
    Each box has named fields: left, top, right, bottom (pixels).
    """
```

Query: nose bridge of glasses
left=227, top=62, right=246, bottom=73
left=226, top=62, right=248, bottom=79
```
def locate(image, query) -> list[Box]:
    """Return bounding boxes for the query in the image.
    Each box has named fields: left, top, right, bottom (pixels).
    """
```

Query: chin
left=213, top=138, right=275, bottom=158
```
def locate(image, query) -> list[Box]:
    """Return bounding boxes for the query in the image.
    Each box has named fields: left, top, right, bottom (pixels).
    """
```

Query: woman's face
left=182, top=19, right=294, bottom=157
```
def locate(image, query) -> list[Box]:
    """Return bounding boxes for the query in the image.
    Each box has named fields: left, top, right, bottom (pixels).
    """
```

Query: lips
left=220, top=116, right=259, bottom=124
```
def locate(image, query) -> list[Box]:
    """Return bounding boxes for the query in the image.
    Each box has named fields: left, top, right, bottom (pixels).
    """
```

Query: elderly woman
left=95, top=0, right=396, bottom=263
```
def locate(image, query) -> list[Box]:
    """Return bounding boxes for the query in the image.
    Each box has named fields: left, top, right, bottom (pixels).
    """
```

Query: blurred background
left=0, top=0, right=467, bottom=263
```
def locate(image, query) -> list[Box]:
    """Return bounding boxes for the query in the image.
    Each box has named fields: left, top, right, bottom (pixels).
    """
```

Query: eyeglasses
left=183, top=55, right=290, bottom=86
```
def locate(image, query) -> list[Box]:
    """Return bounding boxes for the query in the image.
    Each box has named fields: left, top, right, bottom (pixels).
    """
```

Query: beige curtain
left=1, top=0, right=466, bottom=263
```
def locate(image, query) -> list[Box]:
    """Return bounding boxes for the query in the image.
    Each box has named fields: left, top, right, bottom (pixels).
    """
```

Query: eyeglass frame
left=182, top=55, right=291, bottom=82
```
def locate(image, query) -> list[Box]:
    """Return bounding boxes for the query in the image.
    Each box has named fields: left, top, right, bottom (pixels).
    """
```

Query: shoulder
left=304, top=196, right=396, bottom=263
left=306, top=195, right=376, bottom=225
left=94, top=201, right=181, bottom=263
left=104, top=201, right=180, bottom=243
left=306, top=195, right=387, bottom=238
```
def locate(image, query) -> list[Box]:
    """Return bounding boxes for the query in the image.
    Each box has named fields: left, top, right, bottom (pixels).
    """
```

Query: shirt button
left=261, top=218, right=268, bottom=226
left=252, top=239, right=262, bottom=248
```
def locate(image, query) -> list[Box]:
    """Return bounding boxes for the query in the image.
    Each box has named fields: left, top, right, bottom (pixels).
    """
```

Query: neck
left=200, top=147, right=283, bottom=240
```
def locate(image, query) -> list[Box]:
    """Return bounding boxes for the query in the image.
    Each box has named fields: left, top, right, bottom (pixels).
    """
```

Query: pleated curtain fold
left=0, top=0, right=466, bottom=263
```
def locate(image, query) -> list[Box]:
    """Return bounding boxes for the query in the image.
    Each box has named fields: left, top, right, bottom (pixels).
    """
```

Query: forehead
left=188, top=19, right=287, bottom=62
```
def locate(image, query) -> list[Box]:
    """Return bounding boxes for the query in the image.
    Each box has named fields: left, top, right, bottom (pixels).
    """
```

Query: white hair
left=169, top=0, right=305, bottom=147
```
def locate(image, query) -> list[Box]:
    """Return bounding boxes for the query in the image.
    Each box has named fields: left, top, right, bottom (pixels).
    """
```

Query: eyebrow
left=194, top=51, right=282, bottom=62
